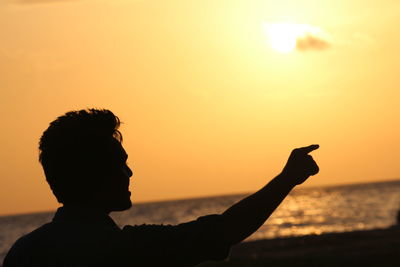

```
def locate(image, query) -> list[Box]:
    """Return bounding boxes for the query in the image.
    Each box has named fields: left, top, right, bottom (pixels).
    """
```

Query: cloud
left=296, top=34, right=330, bottom=51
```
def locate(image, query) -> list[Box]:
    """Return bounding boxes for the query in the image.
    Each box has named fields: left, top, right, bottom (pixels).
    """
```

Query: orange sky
left=1, top=0, right=399, bottom=215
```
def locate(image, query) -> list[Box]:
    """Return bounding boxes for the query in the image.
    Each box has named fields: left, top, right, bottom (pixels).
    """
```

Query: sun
left=262, top=22, right=314, bottom=53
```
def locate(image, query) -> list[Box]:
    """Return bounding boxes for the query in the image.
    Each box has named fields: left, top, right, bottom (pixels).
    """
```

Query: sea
left=1, top=180, right=400, bottom=263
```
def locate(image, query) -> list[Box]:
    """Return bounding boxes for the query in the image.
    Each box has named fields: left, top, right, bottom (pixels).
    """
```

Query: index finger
left=297, top=144, right=319, bottom=154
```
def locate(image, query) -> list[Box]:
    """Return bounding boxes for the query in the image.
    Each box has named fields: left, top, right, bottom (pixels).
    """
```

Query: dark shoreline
left=199, top=227, right=400, bottom=266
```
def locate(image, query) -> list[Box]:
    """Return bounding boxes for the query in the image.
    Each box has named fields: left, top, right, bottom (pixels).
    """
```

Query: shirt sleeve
left=112, top=214, right=231, bottom=267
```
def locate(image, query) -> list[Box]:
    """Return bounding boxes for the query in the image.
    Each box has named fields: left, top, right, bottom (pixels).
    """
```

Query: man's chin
left=110, top=197, right=132, bottom=211
left=116, top=201, right=132, bottom=211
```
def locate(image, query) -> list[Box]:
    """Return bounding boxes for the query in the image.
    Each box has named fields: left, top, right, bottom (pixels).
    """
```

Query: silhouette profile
left=3, top=109, right=319, bottom=267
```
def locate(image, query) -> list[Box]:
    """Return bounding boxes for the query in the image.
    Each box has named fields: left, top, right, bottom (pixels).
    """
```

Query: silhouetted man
left=3, top=109, right=319, bottom=267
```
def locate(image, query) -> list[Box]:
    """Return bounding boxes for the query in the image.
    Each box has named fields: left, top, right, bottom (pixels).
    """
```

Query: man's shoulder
left=3, top=223, right=54, bottom=266
left=10, top=222, right=54, bottom=251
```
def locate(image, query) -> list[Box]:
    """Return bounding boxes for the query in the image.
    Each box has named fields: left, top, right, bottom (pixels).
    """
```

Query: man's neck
left=61, top=204, right=110, bottom=217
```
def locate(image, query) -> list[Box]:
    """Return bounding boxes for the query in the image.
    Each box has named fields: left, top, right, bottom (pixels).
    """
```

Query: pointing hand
left=281, top=144, right=319, bottom=185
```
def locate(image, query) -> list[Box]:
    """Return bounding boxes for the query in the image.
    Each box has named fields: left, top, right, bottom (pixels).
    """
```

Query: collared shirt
left=3, top=207, right=231, bottom=267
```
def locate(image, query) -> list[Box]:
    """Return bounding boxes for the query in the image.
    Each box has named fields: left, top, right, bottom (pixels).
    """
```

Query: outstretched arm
left=221, top=145, right=320, bottom=245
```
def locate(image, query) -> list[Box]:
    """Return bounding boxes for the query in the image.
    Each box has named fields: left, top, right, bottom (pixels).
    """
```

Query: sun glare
left=262, top=22, right=317, bottom=53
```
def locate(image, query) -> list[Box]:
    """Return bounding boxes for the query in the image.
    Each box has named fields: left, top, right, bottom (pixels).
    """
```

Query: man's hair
left=39, top=109, right=122, bottom=204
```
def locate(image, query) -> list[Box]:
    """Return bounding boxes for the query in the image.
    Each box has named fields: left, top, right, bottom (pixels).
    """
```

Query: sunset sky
left=1, top=0, right=399, bottom=215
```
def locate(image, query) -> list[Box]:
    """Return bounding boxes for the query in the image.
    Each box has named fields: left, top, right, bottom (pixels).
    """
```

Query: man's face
left=96, top=139, right=133, bottom=212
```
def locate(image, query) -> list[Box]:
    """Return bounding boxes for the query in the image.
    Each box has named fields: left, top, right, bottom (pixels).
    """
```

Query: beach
left=199, top=227, right=400, bottom=267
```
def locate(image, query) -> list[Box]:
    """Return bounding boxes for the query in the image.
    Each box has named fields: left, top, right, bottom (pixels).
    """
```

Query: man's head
left=39, top=109, right=133, bottom=212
